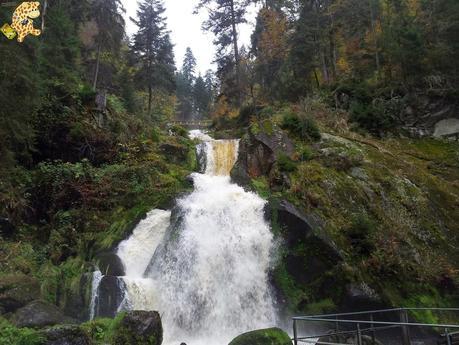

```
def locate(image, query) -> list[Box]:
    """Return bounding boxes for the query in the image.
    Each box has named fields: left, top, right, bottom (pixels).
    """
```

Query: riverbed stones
left=0, top=274, right=41, bottom=314
left=11, top=300, right=76, bottom=328
left=112, top=310, right=163, bottom=345
left=228, top=327, right=292, bottom=345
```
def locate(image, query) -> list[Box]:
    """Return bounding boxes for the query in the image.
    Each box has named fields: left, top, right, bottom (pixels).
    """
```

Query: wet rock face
left=96, top=276, right=125, bottom=318
left=271, top=200, right=342, bottom=285
left=95, top=252, right=125, bottom=276
left=112, top=310, right=163, bottom=345
left=0, top=274, right=41, bottom=314
left=231, top=128, right=294, bottom=186
left=11, top=300, right=76, bottom=328
left=42, top=325, right=91, bottom=345
left=228, top=327, right=292, bottom=345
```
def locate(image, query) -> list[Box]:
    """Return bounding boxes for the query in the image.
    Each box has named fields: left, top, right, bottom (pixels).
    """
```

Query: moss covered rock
left=11, top=300, right=76, bottom=328
left=112, top=311, right=163, bottom=345
left=42, top=325, right=91, bottom=345
left=0, top=274, right=41, bottom=314
left=228, top=328, right=292, bottom=345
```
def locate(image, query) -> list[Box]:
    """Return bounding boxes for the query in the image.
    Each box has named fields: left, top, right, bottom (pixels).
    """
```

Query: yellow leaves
left=257, top=8, right=288, bottom=63
left=212, top=95, right=238, bottom=119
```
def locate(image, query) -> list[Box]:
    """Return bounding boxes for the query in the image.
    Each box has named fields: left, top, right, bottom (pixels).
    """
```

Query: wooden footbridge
left=169, top=120, right=213, bottom=129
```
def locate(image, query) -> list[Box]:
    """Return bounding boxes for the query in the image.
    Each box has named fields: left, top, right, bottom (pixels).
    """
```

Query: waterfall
left=90, top=130, right=279, bottom=345
left=89, top=270, right=102, bottom=320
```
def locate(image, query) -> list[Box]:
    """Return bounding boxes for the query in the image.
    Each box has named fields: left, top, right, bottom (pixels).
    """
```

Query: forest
left=0, top=0, right=458, bottom=344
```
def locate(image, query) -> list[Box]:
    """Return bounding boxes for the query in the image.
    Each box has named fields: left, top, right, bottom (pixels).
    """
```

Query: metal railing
left=292, top=308, right=459, bottom=345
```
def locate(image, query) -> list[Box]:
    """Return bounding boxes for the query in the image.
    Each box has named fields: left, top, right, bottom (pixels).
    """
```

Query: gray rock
left=350, top=167, right=368, bottom=181
left=231, top=128, right=295, bottom=186
left=433, top=118, right=459, bottom=138
left=0, top=274, right=41, bottom=314
left=342, top=282, right=383, bottom=311
left=42, top=325, right=91, bottom=345
left=112, top=310, right=163, bottom=345
left=12, top=300, right=76, bottom=328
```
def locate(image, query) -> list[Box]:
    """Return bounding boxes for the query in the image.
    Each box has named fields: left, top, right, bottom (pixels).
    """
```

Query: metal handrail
left=292, top=307, right=459, bottom=345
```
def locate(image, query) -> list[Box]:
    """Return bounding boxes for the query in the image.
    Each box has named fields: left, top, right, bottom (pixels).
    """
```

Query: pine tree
left=197, top=0, right=246, bottom=106
left=91, top=0, right=125, bottom=90
left=182, top=47, right=197, bottom=84
left=131, top=0, right=175, bottom=116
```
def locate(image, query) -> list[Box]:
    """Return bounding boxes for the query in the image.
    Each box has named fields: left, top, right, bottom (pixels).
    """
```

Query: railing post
left=370, top=313, right=376, bottom=345
left=357, top=323, right=363, bottom=345
left=445, top=328, right=452, bottom=345
left=400, top=309, right=411, bottom=345
left=293, top=319, right=298, bottom=345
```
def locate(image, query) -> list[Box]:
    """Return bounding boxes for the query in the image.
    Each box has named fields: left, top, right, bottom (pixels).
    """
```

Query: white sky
left=121, top=0, right=258, bottom=75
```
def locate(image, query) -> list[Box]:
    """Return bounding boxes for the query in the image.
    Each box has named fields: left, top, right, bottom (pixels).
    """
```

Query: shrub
left=299, top=147, right=314, bottom=161
left=281, top=112, right=321, bottom=142
left=346, top=214, right=377, bottom=256
left=277, top=153, right=297, bottom=172
left=0, top=318, right=44, bottom=345
left=350, top=99, right=400, bottom=136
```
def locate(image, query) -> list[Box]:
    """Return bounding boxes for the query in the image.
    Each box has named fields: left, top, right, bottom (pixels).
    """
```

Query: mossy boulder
left=228, top=327, right=292, bottom=345
left=0, top=274, right=41, bottom=314
left=11, top=300, right=76, bottom=328
left=112, top=310, right=163, bottom=345
left=41, top=325, right=91, bottom=345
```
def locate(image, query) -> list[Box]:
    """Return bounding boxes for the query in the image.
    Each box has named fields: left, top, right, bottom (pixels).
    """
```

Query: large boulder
left=112, top=310, right=163, bottom=345
left=96, top=276, right=126, bottom=318
left=0, top=274, right=41, bottom=314
left=95, top=252, right=125, bottom=276
left=231, top=127, right=294, bottom=186
left=42, top=325, right=91, bottom=345
left=11, top=300, right=76, bottom=328
left=228, top=327, right=292, bottom=345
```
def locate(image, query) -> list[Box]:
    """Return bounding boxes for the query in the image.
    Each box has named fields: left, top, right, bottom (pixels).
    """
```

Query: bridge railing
left=293, top=308, right=459, bottom=345
left=169, top=120, right=213, bottom=128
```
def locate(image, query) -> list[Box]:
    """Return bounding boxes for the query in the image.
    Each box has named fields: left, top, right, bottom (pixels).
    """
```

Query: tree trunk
left=230, top=0, right=242, bottom=106
left=148, top=85, right=152, bottom=117
left=92, top=43, right=101, bottom=91
left=368, top=0, right=381, bottom=74
left=41, top=0, right=48, bottom=32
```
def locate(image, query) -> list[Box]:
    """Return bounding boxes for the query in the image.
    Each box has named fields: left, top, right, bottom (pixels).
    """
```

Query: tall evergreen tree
left=131, top=0, right=175, bottom=116
left=91, top=0, right=125, bottom=90
left=182, top=47, right=197, bottom=84
left=197, top=0, right=246, bottom=106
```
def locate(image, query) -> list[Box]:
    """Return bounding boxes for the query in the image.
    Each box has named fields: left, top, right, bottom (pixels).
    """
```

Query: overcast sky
left=120, top=0, right=258, bottom=75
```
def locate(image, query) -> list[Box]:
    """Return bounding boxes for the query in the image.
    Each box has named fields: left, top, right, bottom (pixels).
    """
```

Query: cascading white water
left=89, top=270, right=102, bottom=320
left=91, top=130, right=279, bottom=345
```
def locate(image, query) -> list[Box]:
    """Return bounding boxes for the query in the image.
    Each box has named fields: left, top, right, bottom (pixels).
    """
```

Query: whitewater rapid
left=91, top=130, right=279, bottom=345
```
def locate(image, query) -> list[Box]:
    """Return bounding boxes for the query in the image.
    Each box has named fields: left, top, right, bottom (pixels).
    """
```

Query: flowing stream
left=91, top=130, right=279, bottom=345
